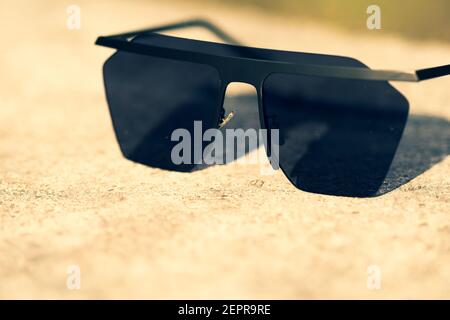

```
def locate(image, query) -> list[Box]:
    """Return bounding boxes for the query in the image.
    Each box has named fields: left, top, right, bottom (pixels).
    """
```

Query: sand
left=0, top=0, right=449, bottom=299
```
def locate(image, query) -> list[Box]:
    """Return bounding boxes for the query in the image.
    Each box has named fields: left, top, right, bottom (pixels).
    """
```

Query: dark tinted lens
left=263, top=68, right=409, bottom=197
left=103, top=36, right=222, bottom=172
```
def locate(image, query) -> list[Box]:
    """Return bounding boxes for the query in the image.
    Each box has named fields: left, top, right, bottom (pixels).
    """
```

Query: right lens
left=103, top=35, right=222, bottom=172
left=263, top=66, right=409, bottom=197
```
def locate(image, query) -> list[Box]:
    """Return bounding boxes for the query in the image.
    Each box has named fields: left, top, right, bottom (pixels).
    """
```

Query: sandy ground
left=0, top=0, right=449, bottom=299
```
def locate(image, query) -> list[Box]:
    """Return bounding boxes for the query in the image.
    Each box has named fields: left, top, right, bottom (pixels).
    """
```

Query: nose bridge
left=219, top=81, right=260, bottom=111
left=218, top=80, right=264, bottom=129
left=221, top=75, right=260, bottom=90
left=217, top=67, right=264, bottom=131
left=219, top=61, right=264, bottom=89
left=217, top=81, right=261, bottom=132
left=221, top=81, right=258, bottom=94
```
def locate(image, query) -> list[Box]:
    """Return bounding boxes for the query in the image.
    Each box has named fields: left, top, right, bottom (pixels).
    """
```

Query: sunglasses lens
left=103, top=36, right=222, bottom=171
left=262, top=66, right=409, bottom=197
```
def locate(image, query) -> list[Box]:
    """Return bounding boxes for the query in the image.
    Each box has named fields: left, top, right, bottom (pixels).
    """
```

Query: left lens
left=262, top=66, right=409, bottom=197
left=103, top=35, right=222, bottom=172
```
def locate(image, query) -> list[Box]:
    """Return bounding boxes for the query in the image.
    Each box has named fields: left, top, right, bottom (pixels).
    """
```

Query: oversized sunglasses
left=95, top=19, right=449, bottom=197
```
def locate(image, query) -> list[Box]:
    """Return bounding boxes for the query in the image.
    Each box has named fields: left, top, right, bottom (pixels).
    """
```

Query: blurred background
left=191, top=0, right=450, bottom=42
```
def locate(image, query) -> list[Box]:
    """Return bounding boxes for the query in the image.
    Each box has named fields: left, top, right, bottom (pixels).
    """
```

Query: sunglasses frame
left=96, top=18, right=449, bottom=84
left=96, top=18, right=449, bottom=194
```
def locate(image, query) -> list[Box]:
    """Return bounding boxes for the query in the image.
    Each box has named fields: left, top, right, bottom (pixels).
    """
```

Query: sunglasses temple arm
left=310, top=64, right=450, bottom=82
left=415, top=64, right=450, bottom=81
left=108, top=18, right=242, bottom=46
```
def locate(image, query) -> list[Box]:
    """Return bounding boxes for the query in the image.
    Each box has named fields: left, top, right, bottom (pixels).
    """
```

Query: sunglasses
left=95, top=19, right=449, bottom=197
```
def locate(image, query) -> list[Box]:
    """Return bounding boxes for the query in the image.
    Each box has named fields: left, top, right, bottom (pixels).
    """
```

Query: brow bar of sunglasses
left=96, top=18, right=450, bottom=82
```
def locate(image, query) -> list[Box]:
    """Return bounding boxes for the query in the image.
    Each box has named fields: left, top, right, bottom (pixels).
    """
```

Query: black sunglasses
left=95, top=19, right=449, bottom=197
